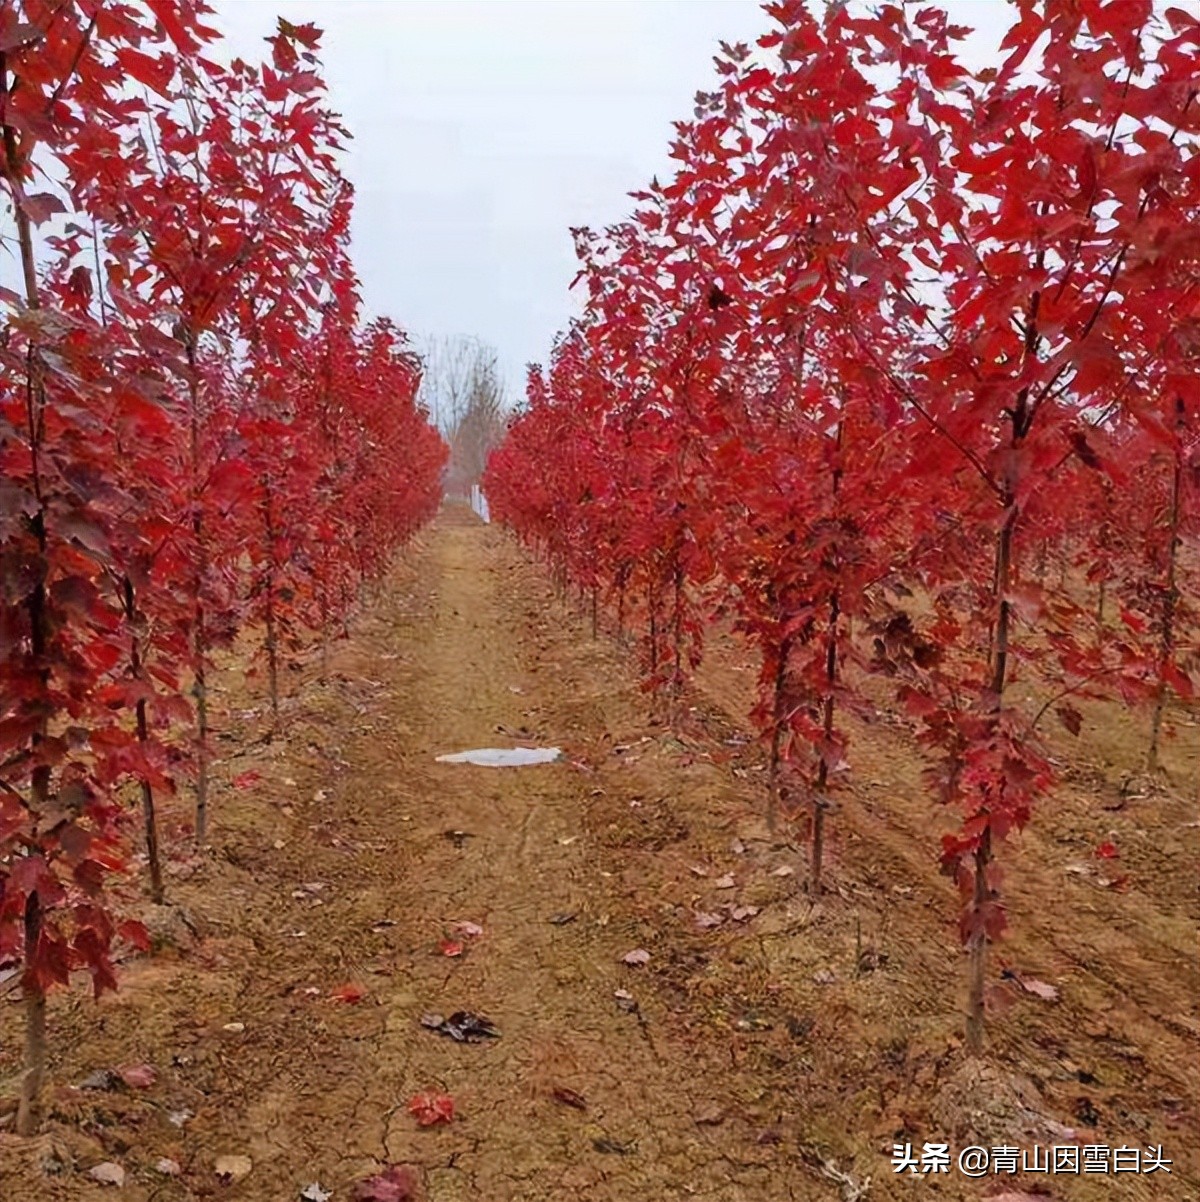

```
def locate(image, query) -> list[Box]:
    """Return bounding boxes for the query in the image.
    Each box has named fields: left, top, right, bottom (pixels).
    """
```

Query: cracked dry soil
left=1, top=504, right=1197, bottom=1201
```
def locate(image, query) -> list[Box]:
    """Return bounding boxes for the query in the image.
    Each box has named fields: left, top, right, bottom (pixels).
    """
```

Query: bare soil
left=1, top=505, right=1196, bottom=1201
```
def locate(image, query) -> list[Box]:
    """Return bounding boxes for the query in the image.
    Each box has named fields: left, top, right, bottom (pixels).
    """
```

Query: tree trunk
left=966, top=495, right=1017, bottom=1054
left=123, top=577, right=164, bottom=904
left=811, top=588, right=841, bottom=894
left=616, top=565, right=628, bottom=640
left=261, top=482, right=280, bottom=738
left=185, top=338, right=211, bottom=847
left=672, top=555, right=685, bottom=697
left=964, top=827, right=993, bottom=1054
left=766, top=635, right=792, bottom=836
left=648, top=600, right=658, bottom=681
left=811, top=417, right=845, bottom=892
left=16, top=892, right=47, bottom=1137
left=1147, top=417, right=1183, bottom=774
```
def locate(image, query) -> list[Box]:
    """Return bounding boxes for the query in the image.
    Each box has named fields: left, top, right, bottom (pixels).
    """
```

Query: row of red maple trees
left=1, top=2, right=445, bottom=1133
left=485, top=0, right=1198, bottom=1052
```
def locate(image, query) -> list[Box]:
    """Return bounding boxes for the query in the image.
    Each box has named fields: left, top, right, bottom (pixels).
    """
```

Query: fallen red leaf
left=353, top=1163, right=421, bottom=1201
left=552, top=1085, right=587, bottom=1110
left=118, top=1063, right=156, bottom=1089
left=232, top=770, right=262, bottom=789
left=117, top=920, right=151, bottom=952
left=438, top=938, right=464, bottom=958
left=1094, top=841, right=1119, bottom=859
left=330, top=982, right=366, bottom=1003
left=407, top=1092, right=455, bottom=1126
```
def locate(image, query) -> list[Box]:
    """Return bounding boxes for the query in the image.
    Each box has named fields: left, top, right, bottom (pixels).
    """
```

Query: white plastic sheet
left=435, top=747, right=562, bottom=767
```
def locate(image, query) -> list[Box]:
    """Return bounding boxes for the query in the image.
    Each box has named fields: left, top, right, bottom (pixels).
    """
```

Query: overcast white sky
left=211, top=1, right=1014, bottom=402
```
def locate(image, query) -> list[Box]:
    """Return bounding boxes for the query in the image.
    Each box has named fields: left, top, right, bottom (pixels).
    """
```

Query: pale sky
left=211, top=0, right=1014, bottom=401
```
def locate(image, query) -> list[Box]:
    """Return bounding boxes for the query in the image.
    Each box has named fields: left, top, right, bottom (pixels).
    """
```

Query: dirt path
left=2, top=507, right=1195, bottom=1201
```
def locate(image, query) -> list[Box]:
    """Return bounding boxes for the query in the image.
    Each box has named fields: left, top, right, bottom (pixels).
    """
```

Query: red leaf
left=0, top=21, right=43, bottom=51
left=145, top=0, right=199, bottom=52
left=1094, top=841, right=1119, bottom=860
left=232, top=770, right=262, bottom=789
left=552, top=1086, right=588, bottom=1110
left=21, top=192, right=66, bottom=225
left=330, top=982, right=366, bottom=1003
left=117, top=921, right=151, bottom=952
left=116, top=47, right=176, bottom=92
left=438, top=938, right=464, bottom=958
left=353, top=1164, right=421, bottom=1202
left=1055, top=705, right=1083, bottom=737
left=406, top=1092, right=454, bottom=1126
left=118, top=1063, right=157, bottom=1089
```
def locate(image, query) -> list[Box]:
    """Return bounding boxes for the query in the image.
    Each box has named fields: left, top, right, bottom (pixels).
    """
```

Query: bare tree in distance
left=418, top=334, right=510, bottom=498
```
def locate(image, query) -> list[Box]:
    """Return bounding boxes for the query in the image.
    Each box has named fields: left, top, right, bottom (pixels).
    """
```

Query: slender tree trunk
left=616, top=564, right=628, bottom=640
left=811, top=589, right=841, bottom=894
left=123, top=577, right=164, bottom=904
left=265, top=587, right=279, bottom=731
left=648, top=586, right=658, bottom=682
left=17, top=559, right=50, bottom=1136
left=261, top=481, right=280, bottom=737
left=319, top=538, right=331, bottom=681
left=811, top=417, right=845, bottom=892
left=17, top=892, right=47, bottom=1137
left=965, top=826, right=993, bottom=1054
left=766, top=635, right=792, bottom=836
left=186, top=339, right=210, bottom=847
left=1147, top=419, right=1183, bottom=774
left=672, top=554, right=685, bottom=698
left=966, top=493, right=1017, bottom=1054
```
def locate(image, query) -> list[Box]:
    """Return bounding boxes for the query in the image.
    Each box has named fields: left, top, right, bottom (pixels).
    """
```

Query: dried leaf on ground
left=89, top=1162, right=126, bottom=1187
left=421, top=1010, right=500, bottom=1042
left=592, top=1136, right=637, bottom=1155
left=118, top=1063, right=156, bottom=1089
left=353, top=1164, right=421, bottom=1202
left=407, top=1091, right=455, bottom=1126
left=1015, top=975, right=1060, bottom=1001
left=214, top=1153, right=253, bottom=1182
left=552, top=1085, right=587, bottom=1110
left=79, top=1068, right=120, bottom=1091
